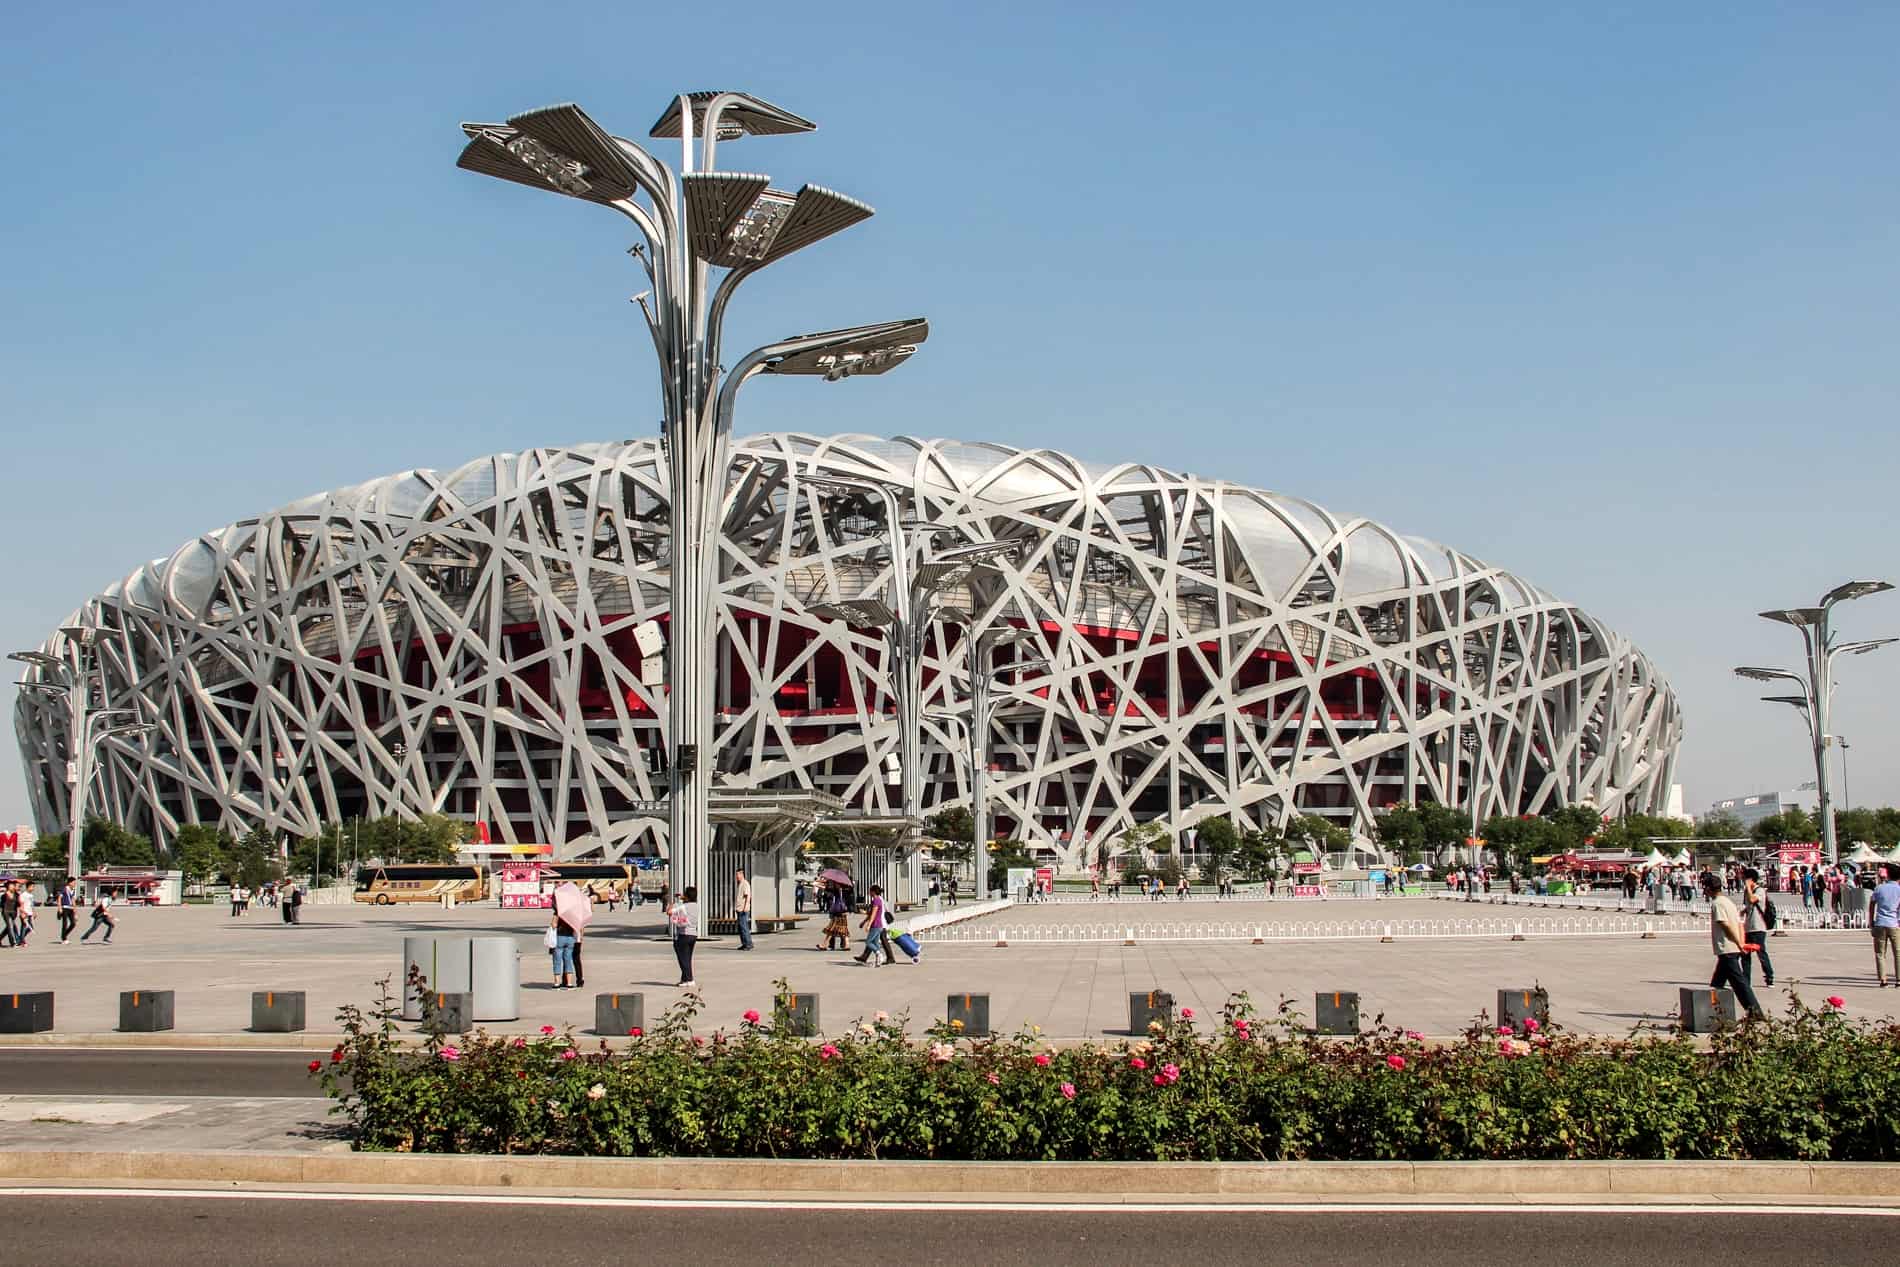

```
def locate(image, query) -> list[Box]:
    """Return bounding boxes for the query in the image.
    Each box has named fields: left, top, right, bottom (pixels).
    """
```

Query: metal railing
left=924, top=914, right=1686, bottom=944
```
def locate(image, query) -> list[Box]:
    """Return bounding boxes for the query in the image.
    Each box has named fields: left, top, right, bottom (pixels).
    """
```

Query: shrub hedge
left=313, top=977, right=1900, bottom=1161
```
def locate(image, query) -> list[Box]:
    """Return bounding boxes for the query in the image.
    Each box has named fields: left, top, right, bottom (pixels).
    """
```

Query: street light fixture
left=457, top=92, right=926, bottom=896
left=1735, top=578, right=1893, bottom=864
left=798, top=469, right=1022, bottom=901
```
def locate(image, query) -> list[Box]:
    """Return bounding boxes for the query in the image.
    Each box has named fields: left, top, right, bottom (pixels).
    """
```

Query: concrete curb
left=0, top=1149, right=1894, bottom=1202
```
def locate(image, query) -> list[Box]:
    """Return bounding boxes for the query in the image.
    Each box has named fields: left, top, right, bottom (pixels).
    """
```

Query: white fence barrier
left=927, top=914, right=1687, bottom=944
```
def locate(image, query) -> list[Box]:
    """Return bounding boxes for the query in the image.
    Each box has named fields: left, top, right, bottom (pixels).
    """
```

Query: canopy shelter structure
left=703, top=789, right=844, bottom=918
left=1843, top=842, right=1885, bottom=866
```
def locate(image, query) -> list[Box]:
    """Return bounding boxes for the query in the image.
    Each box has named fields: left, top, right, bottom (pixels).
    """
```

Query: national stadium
left=12, top=432, right=1681, bottom=867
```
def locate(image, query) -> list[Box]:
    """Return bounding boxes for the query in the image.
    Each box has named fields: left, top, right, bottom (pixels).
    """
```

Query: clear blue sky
left=3, top=2, right=1896, bottom=830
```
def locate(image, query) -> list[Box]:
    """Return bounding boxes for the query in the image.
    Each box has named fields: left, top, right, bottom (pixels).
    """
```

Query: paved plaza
left=1, top=897, right=1894, bottom=1041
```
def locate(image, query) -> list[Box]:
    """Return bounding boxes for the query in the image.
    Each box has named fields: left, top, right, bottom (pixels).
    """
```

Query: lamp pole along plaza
left=956, top=626, right=1050, bottom=866
left=1734, top=579, right=1894, bottom=866
left=457, top=94, right=927, bottom=895
left=11, top=641, right=131, bottom=880
left=808, top=494, right=1021, bottom=898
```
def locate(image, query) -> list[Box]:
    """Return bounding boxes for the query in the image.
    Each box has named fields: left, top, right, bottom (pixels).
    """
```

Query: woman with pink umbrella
left=549, top=882, right=592, bottom=991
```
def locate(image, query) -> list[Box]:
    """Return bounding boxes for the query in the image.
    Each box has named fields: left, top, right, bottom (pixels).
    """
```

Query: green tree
left=985, top=839, right=1033, bottom=894
left=1542, top=804, right=1606, bottom=851
left=225, top=826, right=282, bottom=890
left=1284, top=813, right=1351, bottom=860
left=1694, top=811, right=1749, bottom=842
left=1195, top=816, right=1240, bottom=882
left=1753, top=809, right=1819, bottom=845
left=32, top=819, right=155, bottom=870
left=1237, top=826, right=1287, bottom=880
left=1481, top=814, right=1555, bottom=873
left=172, top=824, right=231, bottom=887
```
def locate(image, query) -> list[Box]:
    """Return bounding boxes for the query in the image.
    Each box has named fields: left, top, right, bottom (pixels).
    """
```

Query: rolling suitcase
left=890, top=929, right=922, bottom=961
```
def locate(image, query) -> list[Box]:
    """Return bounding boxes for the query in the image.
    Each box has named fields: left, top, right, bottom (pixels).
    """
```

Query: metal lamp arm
left=704, top=263, right=760, bottom=392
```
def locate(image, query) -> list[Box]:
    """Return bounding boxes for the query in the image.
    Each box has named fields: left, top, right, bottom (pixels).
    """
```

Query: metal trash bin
left=469, top=936, right=520, bottom=1021
left=401, top=936, right=472, bottom=1021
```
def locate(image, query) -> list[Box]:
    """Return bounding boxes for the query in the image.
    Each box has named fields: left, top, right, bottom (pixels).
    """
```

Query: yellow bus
left=353, top=864, right=489, bottom=905
left=543, top=862, right=634, bottom=904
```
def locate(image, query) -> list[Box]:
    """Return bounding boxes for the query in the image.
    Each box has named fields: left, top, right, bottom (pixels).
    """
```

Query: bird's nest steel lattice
left=13, top=433, right=1681, bottom=865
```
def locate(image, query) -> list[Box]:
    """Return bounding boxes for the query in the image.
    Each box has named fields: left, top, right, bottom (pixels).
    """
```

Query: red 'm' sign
left=0, top=833, right=19, bottom=851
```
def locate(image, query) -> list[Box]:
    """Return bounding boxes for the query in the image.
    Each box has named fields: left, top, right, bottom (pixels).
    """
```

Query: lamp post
left=808, top=506, right=1021, bottom=899
left=1735, top=579, right=1895, bottom=865
left=457, top=95, right=927, bottom=900
left=929, top=625, right=1050, bottom=874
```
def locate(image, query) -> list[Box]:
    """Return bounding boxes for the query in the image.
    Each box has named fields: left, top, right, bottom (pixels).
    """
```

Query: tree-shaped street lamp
left=457, top=94, right=928, bottom=893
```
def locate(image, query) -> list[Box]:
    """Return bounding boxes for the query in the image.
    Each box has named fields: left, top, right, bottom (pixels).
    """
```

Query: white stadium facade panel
left=14, top=434, right=1681, bottom=865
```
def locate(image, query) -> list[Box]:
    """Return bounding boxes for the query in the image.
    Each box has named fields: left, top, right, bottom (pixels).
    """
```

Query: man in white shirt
left=1701, top=872, right=1765, bottom=1020
left=733, top=868, right=754, bottom=952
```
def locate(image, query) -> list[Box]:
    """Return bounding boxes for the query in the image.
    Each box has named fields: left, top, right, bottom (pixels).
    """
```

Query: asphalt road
left=0, top=1049, right=323, bottom=1096
left=0, top=1196, right=1892, bottom=1265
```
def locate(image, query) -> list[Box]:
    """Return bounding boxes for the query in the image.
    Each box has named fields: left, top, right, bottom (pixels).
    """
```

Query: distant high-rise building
left=0, top=825, right=34, bottom=858
left=1706, top=791, right=1809, bottom=834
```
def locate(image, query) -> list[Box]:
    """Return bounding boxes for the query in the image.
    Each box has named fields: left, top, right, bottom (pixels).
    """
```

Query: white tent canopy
left=1844, top=843, right=1885, bottom=865
left=1642, top=848, right=1672, bottom=868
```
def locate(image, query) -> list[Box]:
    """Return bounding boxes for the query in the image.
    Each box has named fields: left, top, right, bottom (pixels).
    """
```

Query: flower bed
left=314, top=977, right=1900, bottom=1161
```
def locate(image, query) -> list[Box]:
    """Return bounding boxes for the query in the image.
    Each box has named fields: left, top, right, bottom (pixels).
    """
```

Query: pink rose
left=1524, top=1017, right=1540, bottom=1033
left=1129, top=1057, right=1147, bottom=1070
left=1498, top=1039, right=1514, bottom=1056
left=1033, top=1052, right=1051, bottom=1067
left=440, top=1046, right=462, bottom=1062
left=986, top=1072, right=1000, bottom=1085
left=512, top=1037, right=527, bottom=1049
left=307, top=1060, right=322, bottom=1073
left=1179, top=1008, right=1194, bottom=1020
left=1826, top=996, right=1845, bottom=1010
left=1386, top=1054, right=1406, bottom=1071
left=1060, top=1082, right=1076, bottom=1100
left=819, top=1043, right=840, bottom=1061
left=1160, top=1062, right=1180, bottom=1083
left=1153, top=1073, right=1166, bottom=1086
left=559, top=1048, right=578, bottom=1061
left=1496, top=1025, right=1514, bottom=1036
left=627, top=1027, right=643, bottom=1038
left=1403, top=1029, right=1425, bottom=1041
left=743, top=1009, right=761, bottom=1024
left=540, top=1025, right=556, bottom=1036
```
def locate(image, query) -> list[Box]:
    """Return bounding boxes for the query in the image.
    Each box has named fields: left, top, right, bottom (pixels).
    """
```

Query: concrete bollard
left=0, top=991, right=54, bottom=1033
left=1313, top=991, right=1360, bottom=1036
left=1251, top=926, right=1263, bottom=945
left=1679, top=986, right=1736, bottom=1034
left=1128, top=990, right=1173, bottom=1034
left=119, top=989, right=175, bottom=1032
left=1511, top=922, right=1526, bottom=942
left=947, top=992, right=990, bottom=1037
left=595, top=992, right=645, bottom=1036
left=776, top=990, right=819, bottom=1037
left=250, top=990, right=306, bottom=1033
left=427, top=991, right=473, bottom=1034
left=1380, top=923, right=1394, bottom=943
left=1497, top=987, right=1549, bottom=1034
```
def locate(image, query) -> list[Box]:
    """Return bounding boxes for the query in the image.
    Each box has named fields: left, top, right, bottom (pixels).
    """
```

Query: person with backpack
left=80, top=892, right=116, bottom=943
left=1740, top=867, right=1775, bottom=988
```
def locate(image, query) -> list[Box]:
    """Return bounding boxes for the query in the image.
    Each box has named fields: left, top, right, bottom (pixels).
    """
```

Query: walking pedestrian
left=1870, top=864, right=1900, bottom=988
left=794, top=879, right=808, bottom=914
left=819, top=884, right=850, bottom=951
left=56, top=878, right=77, bottom=944
left=289, top=883, right=304, bottom=925
left=0, top=882, right=19, bottom=948
left=230, top=884, right=242, bottom=917
left=17, top=883, right=34, bottom=946
left=0, top=881, right=19, bottom=949
left=1701, top=872, right=1765, bottom=1020
left=669, top=885, right=700, bottom=990
left=80, top=892, right=116, bottom=943
left=1740, top=867, right=1774, bottom=989
left=734, top=867, right=754, bottom=951
left=852, top=884, right=890, bottom=966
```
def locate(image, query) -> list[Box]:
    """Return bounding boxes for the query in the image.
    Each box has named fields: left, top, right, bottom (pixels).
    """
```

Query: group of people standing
left=1705, top=862, right=1900, bottom=1021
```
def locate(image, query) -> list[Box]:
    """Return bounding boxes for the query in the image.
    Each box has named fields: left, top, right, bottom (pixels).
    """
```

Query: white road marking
left=0, top=1188, right=1893, bottom=1216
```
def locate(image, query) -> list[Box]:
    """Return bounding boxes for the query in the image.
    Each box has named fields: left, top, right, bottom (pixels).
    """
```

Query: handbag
left=543, top=925, right=558, bottom=950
